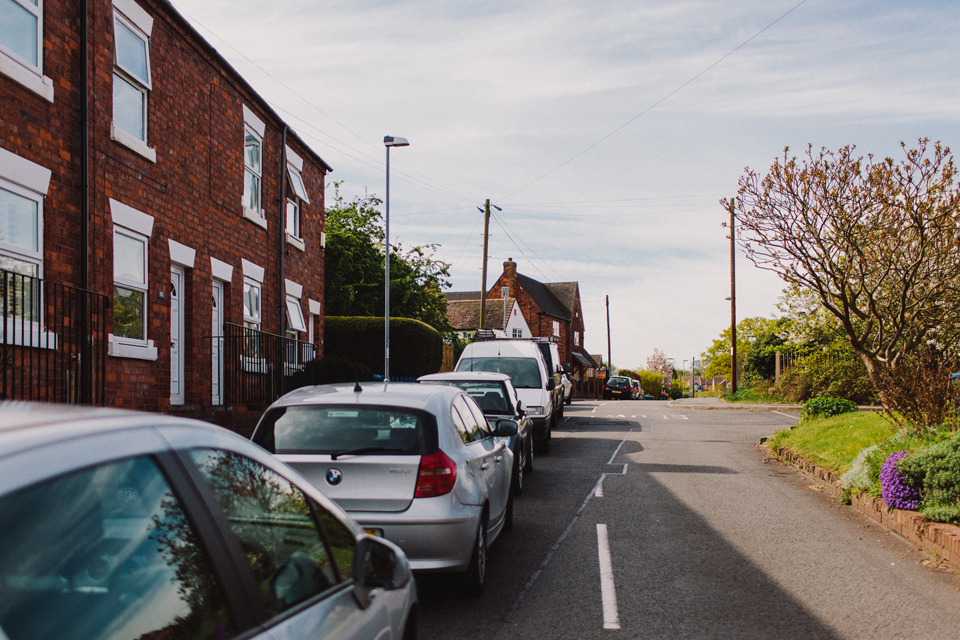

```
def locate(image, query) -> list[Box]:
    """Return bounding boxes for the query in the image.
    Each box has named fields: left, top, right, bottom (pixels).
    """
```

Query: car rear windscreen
left=457, top=357, right=542, bottom=389
left=421, top=380, right=511, bottom=414
left=608, top=377, right=630, bottom=386
left=253, top=405, right=434, bottom=455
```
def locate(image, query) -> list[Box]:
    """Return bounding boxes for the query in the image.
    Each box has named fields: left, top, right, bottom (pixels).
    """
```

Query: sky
left=170, top=0, right=960, bottom=371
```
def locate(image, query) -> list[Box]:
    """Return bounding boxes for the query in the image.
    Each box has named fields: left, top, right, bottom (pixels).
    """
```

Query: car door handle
left=481, top=462, right=490, bottom=470
left=495, top=456, right=503, bottom=463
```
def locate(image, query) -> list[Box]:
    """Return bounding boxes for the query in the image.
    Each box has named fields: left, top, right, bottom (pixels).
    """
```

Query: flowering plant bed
left=769, top=445, right=960, bottom=572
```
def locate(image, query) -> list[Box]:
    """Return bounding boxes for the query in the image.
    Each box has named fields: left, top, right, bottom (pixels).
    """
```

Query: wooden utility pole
left=729, top=200, right=738, bottom=394
left=606, top=295, right=612, bottom=372
left=479, top=199, right=491, bottom=329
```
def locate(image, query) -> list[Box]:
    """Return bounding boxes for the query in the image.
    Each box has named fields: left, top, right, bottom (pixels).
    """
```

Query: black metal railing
left=217, top=322, right=317, bottom=408
left=1, top=268, right=109, bottom=404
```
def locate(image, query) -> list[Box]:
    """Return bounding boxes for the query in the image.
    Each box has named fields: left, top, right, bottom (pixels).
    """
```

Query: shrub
left=839, top=444, right=878, bottom=490
left=919, top=504, right=960, bottom=524
left=800, top=396, right=858, bottom=419
left=301, top=357, right=375, bottom=385
left=325, top=316, right=443, bottom=377
left=880, top=451, right=920, bottom=510
left=897, top=431, right=960, bottom=510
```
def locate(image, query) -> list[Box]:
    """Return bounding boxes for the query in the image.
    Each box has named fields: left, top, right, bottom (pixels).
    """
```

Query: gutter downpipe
left=278, top=127, right=288, bottom=395
left=81, top=0, right=92, bottom=403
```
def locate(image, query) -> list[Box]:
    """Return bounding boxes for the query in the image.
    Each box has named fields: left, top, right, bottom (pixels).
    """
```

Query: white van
left=456, top=339, right=558, bottom=452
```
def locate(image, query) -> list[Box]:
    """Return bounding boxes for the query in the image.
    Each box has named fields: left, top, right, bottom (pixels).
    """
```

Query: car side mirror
left=546, top=379, right=555, bottom=391
left=352, top=535, right=411, bottom=609
left=495, top=419, right=519, bottom=437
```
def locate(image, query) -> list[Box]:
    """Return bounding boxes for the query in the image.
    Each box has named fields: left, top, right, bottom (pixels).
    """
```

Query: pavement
left=667, top=396, right=802, bottom=412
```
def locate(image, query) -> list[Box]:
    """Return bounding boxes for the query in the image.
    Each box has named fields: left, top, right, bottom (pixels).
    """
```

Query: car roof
left=0, top=402, right=218, bottom=457
left=268, top=381, right=463, bottom=413
left=418, top=371, right=512, bottom=383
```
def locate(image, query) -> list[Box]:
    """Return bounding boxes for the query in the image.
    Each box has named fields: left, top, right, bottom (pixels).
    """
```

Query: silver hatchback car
left=0, top=403, right=418, bottom=640
left=251, top=382, right=517, bottom=595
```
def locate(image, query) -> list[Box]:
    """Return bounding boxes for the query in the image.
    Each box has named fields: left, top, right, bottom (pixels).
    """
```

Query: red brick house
left=0, top=0, right=329, bottom=430
left=446, top=258, right=599, bottom=397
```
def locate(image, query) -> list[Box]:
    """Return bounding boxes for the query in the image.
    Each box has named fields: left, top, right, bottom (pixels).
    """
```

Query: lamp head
left=384, top=136, right=410, bottom=147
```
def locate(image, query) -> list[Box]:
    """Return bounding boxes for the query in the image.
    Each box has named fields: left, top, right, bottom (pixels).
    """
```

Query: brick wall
left=1, top=0, right=327, bottom=420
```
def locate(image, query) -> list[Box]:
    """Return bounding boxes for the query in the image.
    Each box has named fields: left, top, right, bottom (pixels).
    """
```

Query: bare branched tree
left=726, top=139, right=960, bottom=423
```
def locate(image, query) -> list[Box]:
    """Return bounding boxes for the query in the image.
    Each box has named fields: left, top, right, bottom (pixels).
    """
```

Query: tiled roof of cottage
left=545, top=282, right=579, bottom=316
left=447, top=298, right=516, bottom=331
left=444, top=291, right=481, bottom=302
left=516, top=274, right=571, bottom=321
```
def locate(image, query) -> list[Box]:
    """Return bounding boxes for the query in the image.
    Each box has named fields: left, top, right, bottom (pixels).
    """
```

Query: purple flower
left=880, top=451, right=920, bottom=510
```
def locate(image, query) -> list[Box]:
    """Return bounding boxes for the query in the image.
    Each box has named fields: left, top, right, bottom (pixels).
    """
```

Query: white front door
left=211, top=280, right=224, bottom=405
left=170, top=266, right=185, bottom=405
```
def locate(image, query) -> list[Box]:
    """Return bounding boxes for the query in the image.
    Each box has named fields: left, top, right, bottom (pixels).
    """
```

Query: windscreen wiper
left=331, top=446, right=404, bottom=460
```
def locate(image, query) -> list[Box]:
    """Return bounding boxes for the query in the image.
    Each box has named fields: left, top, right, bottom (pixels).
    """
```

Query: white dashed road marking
left=597, top=524, right=620, bottom=630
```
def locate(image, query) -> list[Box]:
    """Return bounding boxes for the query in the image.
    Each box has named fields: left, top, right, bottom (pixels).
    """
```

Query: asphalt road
left=416, top=399, right=960, bottom=640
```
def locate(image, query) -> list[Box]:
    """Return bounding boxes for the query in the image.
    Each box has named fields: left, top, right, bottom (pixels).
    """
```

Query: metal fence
left=1, top=269, right=109, bottom=404
left=218, top=322, right=317, bottom=408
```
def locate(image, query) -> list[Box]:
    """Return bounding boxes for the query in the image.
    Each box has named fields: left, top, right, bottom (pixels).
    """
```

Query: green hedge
left=324, top=316, right=443, bottom=377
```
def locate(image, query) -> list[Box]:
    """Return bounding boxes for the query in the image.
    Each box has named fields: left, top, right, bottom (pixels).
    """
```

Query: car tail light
left=415, top=450, right=457, bottom=498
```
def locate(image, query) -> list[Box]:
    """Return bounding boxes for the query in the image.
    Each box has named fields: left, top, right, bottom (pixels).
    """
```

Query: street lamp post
left=383, top=135, right=409, bottom=382
left=682, top=359, right=688, bottom=396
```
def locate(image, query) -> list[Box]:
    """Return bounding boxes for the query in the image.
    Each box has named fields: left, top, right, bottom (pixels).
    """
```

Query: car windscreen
left=421, top=380, right=512, bottom=414
left=253, top=405, right=435, bottom=456
left=457, top=357, right=543, bottom=389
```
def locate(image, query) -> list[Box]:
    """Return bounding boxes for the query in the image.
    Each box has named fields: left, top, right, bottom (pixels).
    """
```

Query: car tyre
left=524, top=439, right=534, bottom=473
left=503, top=495, right=514, bottom=533
left=464, top=516, right=487, bottom=596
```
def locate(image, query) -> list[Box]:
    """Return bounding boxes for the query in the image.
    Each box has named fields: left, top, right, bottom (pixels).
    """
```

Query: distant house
left=444, top=293, right=530, bottom=340
left=445, top=258, right=599, bottom=397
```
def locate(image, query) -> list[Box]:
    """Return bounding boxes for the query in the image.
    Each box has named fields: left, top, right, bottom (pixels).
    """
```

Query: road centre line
left=596, top=524, right=621, bottom=630
left=502, top=429, right=633, bottom=623
left=772, top=410, right=800, bottom=421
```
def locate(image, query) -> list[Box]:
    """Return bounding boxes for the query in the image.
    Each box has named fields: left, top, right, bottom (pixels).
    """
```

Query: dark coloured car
left=603, top=376, right=633, bottom=400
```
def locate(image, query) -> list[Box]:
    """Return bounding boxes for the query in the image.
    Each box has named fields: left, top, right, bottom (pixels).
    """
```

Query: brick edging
left=768, top=445, right=960, bottom=571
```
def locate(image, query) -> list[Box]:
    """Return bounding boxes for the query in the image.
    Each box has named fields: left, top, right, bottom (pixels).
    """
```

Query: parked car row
left=603, top=376, right=661, bottom=400
left=0, top=339, right=572, bottom=640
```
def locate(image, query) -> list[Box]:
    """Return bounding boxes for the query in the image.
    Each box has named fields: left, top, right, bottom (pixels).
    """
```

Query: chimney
left=503, top=258, right=517, bottom=278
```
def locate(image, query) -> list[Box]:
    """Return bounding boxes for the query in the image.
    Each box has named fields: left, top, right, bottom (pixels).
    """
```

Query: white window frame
left=0, top=0, right=53, bottom=102
left=512, top=328, right=522, bottom=338
left=243, top=277, right=261, bottom=331
left=242, top=106, right=266, bottom=227
left=108, top=198, right=156, bottom=360
left=553, top=320, right=560, bottom=337
left=110, top=8, right=155, bottom=162
left=0, top=149, right=54, bottom=347
left=574, top=331, right=580, bottom=346
left=285, top=197, right=302, bottom=247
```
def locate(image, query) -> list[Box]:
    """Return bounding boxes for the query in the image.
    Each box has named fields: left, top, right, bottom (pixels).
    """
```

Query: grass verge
left=768, top=411, right=894, bottom=473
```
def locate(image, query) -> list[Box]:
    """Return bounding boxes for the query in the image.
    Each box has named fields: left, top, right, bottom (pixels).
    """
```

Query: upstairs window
left=284, top=150, right=310, bottom=247
left=113, top=13, right=151, bottom=142
left=243, top=127, right=262, bottom=214
left=552, top=320, right=560, bottom=337
left=0, top=0, right=41, bottom=71
left=0, top=0, right=53, bottom=100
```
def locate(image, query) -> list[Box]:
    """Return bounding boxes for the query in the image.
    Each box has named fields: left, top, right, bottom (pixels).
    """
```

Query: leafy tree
left=324, top=183, right=454, bottom=336
left=701, top=317, right=777, bottom=379
left=727, top=140, right=960, bottom=426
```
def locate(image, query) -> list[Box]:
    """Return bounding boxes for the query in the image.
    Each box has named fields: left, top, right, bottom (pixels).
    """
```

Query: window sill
left=0, top=54, right=54, bottom=102
left=111, top=124, right=157, bottom=163
left=109, top=334, right=158, bottom=360
left=241, top=355, right=268, bottom=373
left=285, top=233, right=305, bottom=252
left=243, top=207, right=267, bottom=229
left=3, top=319, right=58, bottom=349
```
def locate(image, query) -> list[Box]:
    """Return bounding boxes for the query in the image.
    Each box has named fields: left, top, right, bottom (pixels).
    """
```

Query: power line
left=496, top=0, right=810, bottom=202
